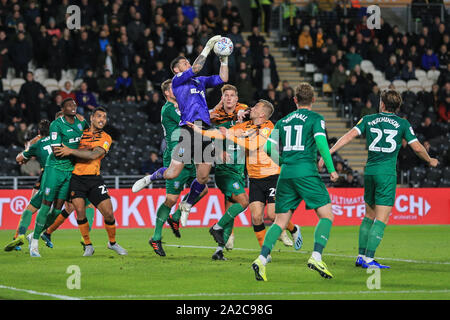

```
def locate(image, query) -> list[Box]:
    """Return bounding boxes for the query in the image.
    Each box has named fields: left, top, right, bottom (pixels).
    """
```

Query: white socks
left=311, top=251, right=322, bottom=262
left=258, top=255, right=267, bottom=266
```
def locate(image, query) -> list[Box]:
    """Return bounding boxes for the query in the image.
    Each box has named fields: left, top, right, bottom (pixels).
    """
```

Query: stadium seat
left=407, top=80, right=422, bottom=94
left=420, top=79, right=434, bottom=92
left=377, top=80, right=391, bottom=91
left=2, top=79, right=11, bottom=91
left=426, top=167, right=442, bottom=182
left=6, top=68, right=15, bottom=80
left=393, top=80, right=407, bottom=93
left=313, top=73, right=323, bottom=85
left=370, top=70, right=383, bottom=79
left=10, top=78, right=25, bottom=93
left=361, top=60, right=374, bottom=73
left=414, top=69, right=426, bottom=81
left=74, top=79, right=83, bottom=89
left=426, top=69, right=440, bottom=82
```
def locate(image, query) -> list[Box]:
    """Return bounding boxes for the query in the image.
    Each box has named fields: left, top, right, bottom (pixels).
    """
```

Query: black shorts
left=70, top=174, right=110, bottom=207
left=172, top=122, right=215, bottom=164
left=249, top=175, right=279, bottom=204
left=33, top=170, right=44, bottom=190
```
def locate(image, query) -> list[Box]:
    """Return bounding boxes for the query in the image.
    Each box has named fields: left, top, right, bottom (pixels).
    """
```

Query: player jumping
left=252, top=83, right=339, bottom=281
left=132, top=35, right=228, bottom=227
left=320, top=89, right=439, bottom=269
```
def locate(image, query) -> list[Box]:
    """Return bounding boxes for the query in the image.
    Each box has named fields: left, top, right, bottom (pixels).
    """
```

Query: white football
left=214, top=37, right=234, bottom=56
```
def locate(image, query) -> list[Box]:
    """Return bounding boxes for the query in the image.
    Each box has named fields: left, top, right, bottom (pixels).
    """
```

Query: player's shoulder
left=101, top=130, right=112, bottom=142
left=262, top=120, right=274, bottom=129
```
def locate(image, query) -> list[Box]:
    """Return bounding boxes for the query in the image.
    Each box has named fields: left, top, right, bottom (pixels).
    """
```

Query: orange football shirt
left=72, top=129, right=112, bottom=176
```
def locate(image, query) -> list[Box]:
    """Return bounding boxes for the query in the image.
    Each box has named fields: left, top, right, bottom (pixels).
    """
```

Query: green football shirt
left=161, top=101, right=182, bottom=166
left=270, top=108, right=327, bottom=178
left=215, top=120, right=245, bottom=177
left=354, top=112, right=418, bottom=176
left=22, top=136, right=53, bottom=168
left=46, top=116, right=89, bottom=171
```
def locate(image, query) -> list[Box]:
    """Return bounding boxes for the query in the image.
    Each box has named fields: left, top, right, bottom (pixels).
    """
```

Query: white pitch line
left=81, top=289, right=450, bottom=300
left=165, top=244, right=450, bottom=265
left=0, top=284, right=82, bottom=300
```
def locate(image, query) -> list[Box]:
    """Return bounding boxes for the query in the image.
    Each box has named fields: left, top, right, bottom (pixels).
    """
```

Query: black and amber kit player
left=54, top=107, right=127, bottom=256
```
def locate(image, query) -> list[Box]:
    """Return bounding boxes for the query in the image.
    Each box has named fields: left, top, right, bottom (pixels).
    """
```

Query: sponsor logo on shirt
left=67, top=129, right=73, bottom=132
left=68, top=137, right=81, bottom=144
left=190, top=88, right=205, bottom=98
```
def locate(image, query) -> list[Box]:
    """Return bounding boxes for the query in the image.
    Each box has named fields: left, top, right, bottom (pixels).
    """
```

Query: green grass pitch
left=0, top=225, right=449, bottom=300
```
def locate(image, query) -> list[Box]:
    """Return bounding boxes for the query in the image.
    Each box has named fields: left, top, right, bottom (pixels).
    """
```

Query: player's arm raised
left=192, top=35, right=221, bottom=74
left=54, top=144, right=106, bottom=160
left=318, top=127, right=359, bottom=169
left=218, top=55, right=229, bottom=83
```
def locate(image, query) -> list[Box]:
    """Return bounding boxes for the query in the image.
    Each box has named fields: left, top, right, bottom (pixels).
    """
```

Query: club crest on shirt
left=174, top=181, right=180, bottom=189
left=261, top=127, right=270, bottom=137
left=78, top=124, right=83, bottom=131
left=51, top=132, right=57, bottom=140
left=45, top=187, right=51, bottom=196
left=233, top=182, right=240, bottom=190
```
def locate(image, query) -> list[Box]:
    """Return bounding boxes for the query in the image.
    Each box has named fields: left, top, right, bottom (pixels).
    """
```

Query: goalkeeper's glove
left=201, top=35, right=221, bottom=57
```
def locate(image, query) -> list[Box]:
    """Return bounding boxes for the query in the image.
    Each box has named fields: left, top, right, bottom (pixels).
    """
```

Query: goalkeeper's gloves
left=201, top=35, right=221, bottom=57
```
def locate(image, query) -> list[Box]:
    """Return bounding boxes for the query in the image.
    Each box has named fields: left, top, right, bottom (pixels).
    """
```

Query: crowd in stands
left=0, top=0, right=448, bottom=187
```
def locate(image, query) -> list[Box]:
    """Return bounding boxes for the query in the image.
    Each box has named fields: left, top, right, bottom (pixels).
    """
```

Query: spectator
left=127, top=12, right=146, bottom=45
left=236, top=46, right=253, bottom=72
left=227, top=25, right=244, bottom=51
left=421, top=48, right=439, bottom=71
left=235, top=71, right=255, bottom=105
left=115, top=69, right=135, bottom=102
left=48, top=94, right=62, bottom=120
left=160, top=37, right=179, bottom=69
left=75, top=82, right=97, bottom=115
left=47, top=35, right=64, bottom=80
left=133, top=67, right=149, bottom=102
left=280, top=87, right=296, bottom=118
left=147, top=91, right=163, bottom=124
left=398, top=139, right=420, bottom=172
left=59, top=81, right=76, bottom=101
left=19, top=72, right=47, bottom=124
left=182, top=0, right=197, bottom=22
left=401, top=60, right=417, bottom=81
left=360, top=100, right=377, bottom=117
left=10, top=31, right=32, bottom=78
left=385, top=55, right=400, bottom=81
left=367, top=85, right=380, bottom=110
left=97, top=69, right=116, bottom=103
left=344, top=74, right=364, bottom=117
left=0, top=30, right=10, bottom=79
left=345, top=45, right=363, bottom=71
left=75, top=31, right=95, bottom=79
left=298, top=25, right=313, bottom=52
left=117, top=34, right=135, bottom=72
left=417, top=116, right=441, bottom=140
left=83, top=69, right=99, bottom=94
left=151, top=60, right=170, bottom=89
left=98, top=29, right=111, bottom=53
left=437, top=63, right=450, bottom=87
left=60, top=28, right=75, bottom=69
left=46, top=17, right=61, bottom=39
left=16, top=121, right=28, bottom=147
left=437, top=44, right=449, bottom=70
left=408, top=45, right=421, bottom=68
left=330, top=63, right=347, bottom=96
left=340, top=171, right=361, bottom=188
left=97, top=44, right=117, bottom=76
left=248, top=26, right=266, bottom=60
left=0, top=124, right=20, bottom=147
left=372, top=44, right=387, bottom=71
left=254, top=58, right=279, bottom=92
left=438, top=95, right=449, bottom=122
left=2, top=95, right=23, bottom=124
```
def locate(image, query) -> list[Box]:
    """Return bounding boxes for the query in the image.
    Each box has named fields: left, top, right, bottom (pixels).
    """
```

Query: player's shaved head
left=381, top=90, right=402, bottom=112
left=295, top=82, right=315, bottom=106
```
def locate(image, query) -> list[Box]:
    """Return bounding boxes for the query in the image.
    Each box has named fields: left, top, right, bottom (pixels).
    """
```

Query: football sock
left=150, top=167, right=167, bottom=181
left=313, top=218, right=333, bottom=256
left=60, top=209, right=70, bottom=218
left=43, top=208, right=61, bottom=230
left=104, top=219, right=116, bottom=245
left=215, top=246, right=223, bottom=253
left=260, top=223, right=283, bottom=259
left=86, top=206, right=95, bottom=231
left=77, top=218, right=91, bottom=245
left=186, top=179, right=205, bottom=205
left=365, top=220, right=386, bottom=259
left=358, top=217, right=374, bottom=255
left=172, top=192, right=205, bottom=222
left=17, top=209, right=33, bottom=236
left=152, top=203, right=171, bottom=241
left=286, top=221, right=296, bottom=234
left=217, top=203, right=244, bottom=229
left=223, top=220, right=234, bottom=245
left=253, top=223, right=266, bottom=247
left=33, top=204, right=51, bottom=240
left=46, top=214, right=67, bottom=235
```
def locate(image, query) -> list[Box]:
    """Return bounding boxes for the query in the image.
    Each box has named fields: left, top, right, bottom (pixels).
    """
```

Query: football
left=213, top=37, right=233, bottom=56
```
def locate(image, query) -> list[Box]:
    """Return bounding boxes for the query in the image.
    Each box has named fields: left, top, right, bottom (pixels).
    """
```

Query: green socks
left=313, top=218, right=333, bottom=254
left=260, top=223, right=283, bottom=258
left=365, top=220, right=386, bottom=258
left=43, top=208, right=61, bottom=230
left=18, top=209, right=33, bottom=235
left=33, top=204, right=51, bottom=240
left=86, top=206, right=95, bottom=231
left=222, top=220, right=234, bottom=247
left=358, top=217, right=374, bottom=255
left=152, top=203, right=171, bottom=241
left=218, top=203, right=244, bottom=229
